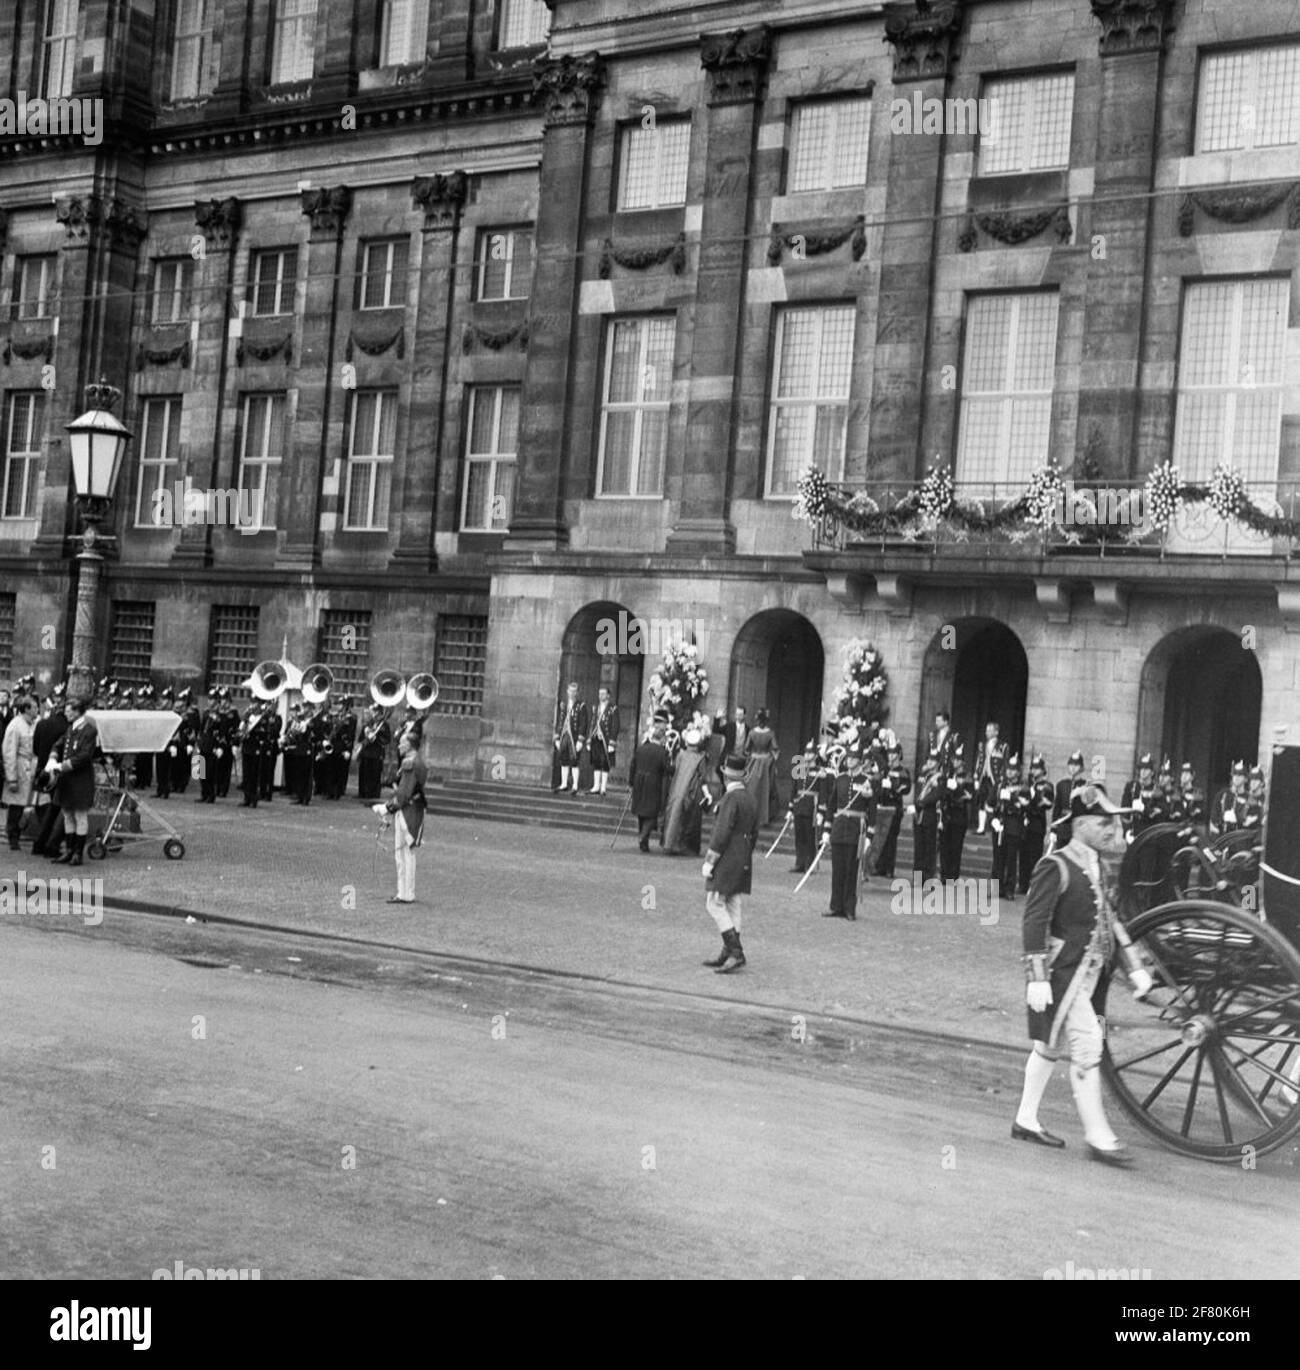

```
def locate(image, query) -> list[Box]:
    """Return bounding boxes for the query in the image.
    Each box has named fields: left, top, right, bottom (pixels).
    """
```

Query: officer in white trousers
left=373, top=732, right=427, bottom=904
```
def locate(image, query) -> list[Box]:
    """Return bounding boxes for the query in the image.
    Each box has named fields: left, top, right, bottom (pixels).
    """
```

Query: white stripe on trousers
left=393, top=811, right=417, bottom=901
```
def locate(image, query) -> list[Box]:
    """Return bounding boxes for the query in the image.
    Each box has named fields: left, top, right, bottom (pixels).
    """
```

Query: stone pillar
left=278, top=186, right=351, bottom=570
left=207, top=0, right=255, bottom=119
left=506, top=52, right=604, bottom=551
left=389, top=172, right=468, bottom=569
left=1081, top=0, right=1177, bottom=481
left=866, top=1, right=963, bottom=482
left=173, top=198, right=243, bottom=566
left=665, top=27, right=771, bottom=557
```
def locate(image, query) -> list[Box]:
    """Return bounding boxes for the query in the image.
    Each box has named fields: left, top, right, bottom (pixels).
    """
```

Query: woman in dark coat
left=52, top=698, right=98, bottom=866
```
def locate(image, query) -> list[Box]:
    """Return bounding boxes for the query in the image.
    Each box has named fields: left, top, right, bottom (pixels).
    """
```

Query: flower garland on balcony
left=828, top=639, right=889, bottom=747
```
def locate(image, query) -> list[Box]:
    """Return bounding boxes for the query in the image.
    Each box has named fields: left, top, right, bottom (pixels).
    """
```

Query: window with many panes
left=1197, top=45, right=1300, bottom=153
left=2, top=393, right=44, bottom=519
left=14, top=256, right=57, bottom=320
left=236, top=393, right=285, bottom=529
left=433, top=615, right=487, bottom=715
left=498, top=0, right=550, bottom=49
left=617, top=120, right=691, bottom=211
left=788, top=98, right=872, bottom=193
left=475, top=228, right=533, bottom=301
left=765, top=306, right=855, bottom=497
left=44, top=0, right=79, bottom=99
left=956, top=292, right=1059, bottom=491
left=1173, top=278, right=1288, bottom=482
left=207, top=605, right=260, bottom=696
left=597, top=317, right=673, bottom=497
left=109, top=601, right=156, bottom=686
left=251, top=248, right=297, bottom=315
left=979, top=72, right=1074, bottom=175
left=152, top=258, right=193, bottom=325
left=316, top=609, right=372, bottom=698
left=134, top=397, right=182, bottom=527
left=171, top=0, right=213, bottom=100
left=271, top=0, right=317, bottom=84
left=0, top=593, right=14, bottom=681
left=461, top=386, right=518, bottom=531
left=380, top=0, right=429, bottom=66
left=344, top=391, right=396, bottom=530
left=358, top=239, right=409, bottom=310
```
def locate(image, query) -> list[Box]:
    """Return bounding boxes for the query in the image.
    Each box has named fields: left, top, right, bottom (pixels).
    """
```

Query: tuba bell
left=301, top=663, right=334, bottom=705
left=370, top=669, right=406, bottom=708
left=405, top=673, right=438, bottom=711
left=249, top=661, right=288, bottom=701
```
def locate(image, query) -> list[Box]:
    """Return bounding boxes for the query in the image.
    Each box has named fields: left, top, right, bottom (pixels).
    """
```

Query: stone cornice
left=1089, top=0, right=1176, bottom=56
left=532, top=52, right=604, bottom=128
left=699, top=27, right=772, bottom=106
left=882, top=0, right=963, bottom=83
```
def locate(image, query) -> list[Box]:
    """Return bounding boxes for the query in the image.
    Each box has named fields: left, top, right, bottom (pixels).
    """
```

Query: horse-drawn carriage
left=1101, top=757, right=1300, bottom=1161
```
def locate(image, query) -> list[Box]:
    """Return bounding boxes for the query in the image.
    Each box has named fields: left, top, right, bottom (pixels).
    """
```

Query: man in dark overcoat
left=628, top=713, right=672, bottom=852
left=701, top=754, right=759, bottom=974
left=51, top=698, right=98, bottom=866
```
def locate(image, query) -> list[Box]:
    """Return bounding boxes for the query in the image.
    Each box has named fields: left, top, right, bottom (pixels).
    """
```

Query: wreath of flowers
left=646, top=641, right=710, bottom=729
left=828, top=639, right=889, bottom=745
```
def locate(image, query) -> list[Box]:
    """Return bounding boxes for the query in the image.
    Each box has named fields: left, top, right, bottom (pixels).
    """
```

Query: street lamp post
left=64, top=380, right=132, bottom=702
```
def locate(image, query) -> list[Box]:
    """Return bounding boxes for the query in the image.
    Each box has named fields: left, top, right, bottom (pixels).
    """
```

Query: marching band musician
left=788, top=740, right=820, bottom=875
left=938, top=756, right=974, bottom=883
left=258, top=703, right=282, bottom=802
left=990, top=754, right=1029, bottom=900
left=1052, top=751, right=1087, bottom=847
left=1021, top=755, right=1055, bottom=891
left=588, top=686, right=620, bottom=795
left=911, top=756, right=942, bottom=881
left=197, top=688, right=238, bottom=803
left=312, top=699, right=338, bottom=799
left=872, top=740, right=912, bottom=879
left=326, top=696, right=358, bottom=800
left=974, top=721, right=1008, bottom=835
left=373, top=729, right=428, bottom=905
left=238, top=700, right=266, bottom=808
left=292, top=704, right=327, bottom=806
left=553, top=681, right=589, bottom=795
left=1210, top=760, right=1248, bottom=836
left=172, top=687, right=200, bottom=796
left=356, top=702, right=392, bottom=802
left=823, top=743, right=875, bottom=920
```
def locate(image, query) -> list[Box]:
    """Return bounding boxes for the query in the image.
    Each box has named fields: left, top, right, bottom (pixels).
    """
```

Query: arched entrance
left=916, top=619, right=1028, bottom=771
left=730, top=610, right=825, bottom=805
left=1136, top=628, right=1261, bottom=792
left=558, top=601, right=645, bottom=782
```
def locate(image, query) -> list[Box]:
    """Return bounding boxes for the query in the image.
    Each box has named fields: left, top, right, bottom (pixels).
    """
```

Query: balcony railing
left=805, top=479, right=1300, bottom=560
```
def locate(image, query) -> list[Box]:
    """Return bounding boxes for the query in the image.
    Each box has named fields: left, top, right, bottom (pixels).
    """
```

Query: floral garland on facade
left=828, top=639, right=889, bottom=747
left=646, top=642, right=710, bottom=731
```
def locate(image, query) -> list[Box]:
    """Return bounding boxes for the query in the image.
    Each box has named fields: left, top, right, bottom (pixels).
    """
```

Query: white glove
left=991, top=817, right=1004, bottom=834
left=947, top=778, right=957, bottom=790
left=1026, top=981, right=1053, bottom=1013
left=702, top=862, right=714, bottom=881
left=215, top=748, right=224, bottom=758
left=1223, top=809, right=1236, bottom=824
left=371, top=803, right=388, bottom=817
left=1130, top=968, right=1154, bottom=1000
left=1000, top=787, right=1012, bottom=801
left=1131, top=797, right=1143, bottom=812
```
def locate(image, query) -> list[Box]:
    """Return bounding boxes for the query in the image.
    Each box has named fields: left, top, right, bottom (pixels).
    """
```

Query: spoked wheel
left=1117, top=823, right=1188, bottom=918
left=1102, top=899, right=1300, bottom=1161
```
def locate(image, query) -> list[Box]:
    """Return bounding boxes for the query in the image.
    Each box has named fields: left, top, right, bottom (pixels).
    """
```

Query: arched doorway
left=916, top=619, right=1028, bottom=771
left=1136, top=628, right=1261, bottom=792
left=558, top=601, right=645, bottom=782
left=730, top=610, right=825, bottom=805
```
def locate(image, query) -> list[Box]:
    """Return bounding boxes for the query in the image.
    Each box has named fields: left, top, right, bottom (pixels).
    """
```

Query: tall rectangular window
left=316, top=609, right=372, bottom=698
left=236, top=394, right=285, bottom=529
left=109, top=601, right=156, bottom=686
left=475, top=228, right=533, bottom=301
left=1197, top=45, right=1300, bottom=153
left=380, top=0, right=429, bottom=66
left=788, top=98, right=872, bottom=193
left=1173, top=279, right=1288, bottom=483
left=271, top=0, right=317, bottom=84
left=152, top=258, right=194, bottom=324
left=344, top=391, right=397, bottom=530
left=207, top=605, right=260, bottom=696
left=2, top=393, right=44, bottom=520
left=461, top=386, right=518, bottom=531
left=43, top=0, right=79, bottom=99
left=765, top=305, right=855, bottom=497
left=617, top=120, right=691, bottom=211
left=597, top=317, right=673, bottom=497
left=171, top=0, right=213, bottom=100
left=14, top=256, right=57, bottom=320
left=979, top=72, right=1074, bottom=175
left=498, top=0, right=550, bottom=49
left=358, top=239, right=409, bottom=310
left=0, top=594, right=14, bottom=682
left=433, top=614, right=487, bottom=716
left=956, top=292, right=1060, bottom=490
left=251, top=247, right=297, bottom=316
left=134, top=397, right=183, bottom=528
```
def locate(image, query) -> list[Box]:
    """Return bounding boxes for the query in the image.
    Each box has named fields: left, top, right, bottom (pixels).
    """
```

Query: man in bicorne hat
left=701, top=754, right=758, bottom=974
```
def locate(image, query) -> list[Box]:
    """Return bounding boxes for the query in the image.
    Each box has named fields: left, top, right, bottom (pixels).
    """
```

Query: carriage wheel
left=1102, top=899, right=1300, bottom=1161
left=163, top=839, right=185, bottom=860
left=86, top=838, right=107, bottom=861
left=1117, top=823, right=1187, bottom=919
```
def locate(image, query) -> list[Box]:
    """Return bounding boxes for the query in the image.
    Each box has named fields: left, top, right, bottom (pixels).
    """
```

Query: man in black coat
left=355, top=703, right=392, bottom=801
left=628, top=714, right=672, bottom=852
left=51, top=698, right=98, bottom=866
left=701, top=754, right=759, bottom=974
left=31, top=693, right=70, bottom=856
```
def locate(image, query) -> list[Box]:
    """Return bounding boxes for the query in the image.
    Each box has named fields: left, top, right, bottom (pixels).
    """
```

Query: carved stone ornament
left=1089, top=0, right=1176, bottom=56
left=301, top=185, right=352, bottom=235
left=532, top=52, right=604, bottom=128
left=136, top=338, right=192, bottom=370
left=958, top=203, right=1072, bottom=251
left=882, top=1, right=963, bottom=83
left=105, top=198, right=147, bottom=249
left=236, top=334, right=292, bottom=366
left=195, top=197, right=242, bottom=250
left=598, top=232, right=687, bottom=278
left=699, top=27, right=772, bottom=105
left=462, top=320, right=529, bottom=353
left=2, top=334, right=55, bottom=365
left=345, top=326, right=406, bottom=361
left=411, top=171, right=468, bottom=230
left=1176, top=182, right=1300, bottom=237
left=767, top=216, right=867, bottom=265
left=55, top=195, right=102, bottom=242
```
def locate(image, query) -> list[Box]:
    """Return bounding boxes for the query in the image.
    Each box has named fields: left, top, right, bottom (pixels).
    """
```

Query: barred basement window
left=207, top=605, right=260, bottom=697
left=1198, top=45, right=1300, bottom=153
left=316, top=609, right=372, bottom=699
left=109, top=602, right=156, bottom=687
left=433, top=615, right=486, bottom=716
left=979, top=72, right=1074, bottom=175
left=0, top=592, right=15, bottom=682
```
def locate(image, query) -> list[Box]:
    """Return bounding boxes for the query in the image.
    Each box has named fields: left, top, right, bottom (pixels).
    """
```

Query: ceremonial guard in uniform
left=872, top=740, right=912, bottom=878
left=312, top=700, right=338, bottom=798
left=788, top=740, right=820, bottom=874
left=974, top=722, right=1009, bottom=835
left=1121, top=754, right=1163, bottom=838
left=374, top=730, right=428, bottom=903
left=700, top=754, right=759, bottom=974
left=238, top=701, right=267, bottom=808
left=1241, top=766, right=1266, bottom=831
left=154, top=688, right=177, bottom=797
left=991, top=755, right=1029, bottom=899
left=325, top=697, right=357, bottom=799
left=293, top=705, right=327, bottom=806
left=171, top=688, right=200, bottom=795
left=1210, top=761, right=1248, bottom=836
left=588, top=687, right=620, bottom=795
left=1014, top=784, right=1151, bottom=1165
left=1170, top=761, right=1205, bottom=831
left=132, top=684, right=157, bottom=791
left=258, top=705, right=281, bottom=801
left=553, top=682, right=589, bottom=795
left=823, top=745, right=874, bottom=921
left=628, top=713, right=672, bottom=852
left=927, top=711, right=961, bottom=775
left=1052, top=751, right=1087, bottom=846
left=1020, top=756, right=1055, bottom=891
left=356, top=703, right=391, bottom=802
left=911, top=756, right=942, bottom=881
left=938, top=758, right=974, bottom=882
left=197, top=689, right=237, bottom=803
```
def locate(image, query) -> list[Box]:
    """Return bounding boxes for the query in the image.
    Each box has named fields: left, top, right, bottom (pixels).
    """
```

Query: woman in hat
left=662, top=718, right=710, bottom=856
left=742, top=707, right=780, bottom=824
